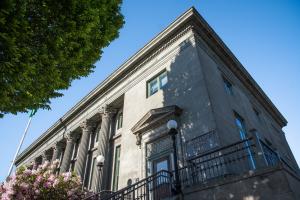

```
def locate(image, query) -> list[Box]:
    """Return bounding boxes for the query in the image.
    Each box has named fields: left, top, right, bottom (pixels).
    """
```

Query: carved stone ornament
left=80, top=120, right=88, bottom=129
left=65, top=132, right=76, bottom=142
left=136, top=134, right=142, bottom=146
left=97, top=104, right=117, bottom=117
left=53, top=141, right=63, bottom=151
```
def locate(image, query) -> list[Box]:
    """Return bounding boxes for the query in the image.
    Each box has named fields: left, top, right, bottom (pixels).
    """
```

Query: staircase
left=84, top=170, right=173, bottom=200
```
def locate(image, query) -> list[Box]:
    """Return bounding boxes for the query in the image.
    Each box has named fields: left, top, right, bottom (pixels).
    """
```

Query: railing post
left=249, top=129, right=269, bottom=169
left=146, top=177, right=150, bottom=200
left=121, top=190, right=124, bottom=200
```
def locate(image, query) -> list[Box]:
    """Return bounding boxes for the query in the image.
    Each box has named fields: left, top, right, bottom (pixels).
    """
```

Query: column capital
left=98, top=104, right=117, bottom=117
left=80, top=120, right=96, bottom=131
left=52, top=141, right=63, bottom=151
left=65, top=132, right=77, bottom=142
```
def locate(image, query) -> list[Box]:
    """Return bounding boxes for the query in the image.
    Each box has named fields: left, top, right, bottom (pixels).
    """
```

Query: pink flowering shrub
left=0, top=160, right=85, bottom=200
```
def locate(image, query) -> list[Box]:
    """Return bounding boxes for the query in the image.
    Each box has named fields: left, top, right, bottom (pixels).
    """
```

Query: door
left=152, top=156, right=172, bottom=199
left=153, top=156, right=170, bottom=174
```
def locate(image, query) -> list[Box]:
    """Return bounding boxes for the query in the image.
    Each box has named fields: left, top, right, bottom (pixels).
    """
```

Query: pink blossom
left=43, top=181, right=52, bottom=189
left=31, top=169, right=37, bottom=175
left=0, top=160, right=85, bottom=199
left=20, top=182, right=29, bottom=189
left=24, top=169, right=32, bottom=176
left=42, top=161, right=50, bottom=170
left=35, top=175, right=43, bottom=184
left=34, top=189, right=40, bottom=195
left=1, top=192, right=10, bottom=200
left=53, top=178, right=60, bottom=188
left=63, top=172, right=72, bottom=181
left=48, top=174, right=55, bottom=182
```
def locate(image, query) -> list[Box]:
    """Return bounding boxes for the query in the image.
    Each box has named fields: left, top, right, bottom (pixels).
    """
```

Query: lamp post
left=96, top=155, right=105, bottom=193
left=167, top=120, right=181, bottom=194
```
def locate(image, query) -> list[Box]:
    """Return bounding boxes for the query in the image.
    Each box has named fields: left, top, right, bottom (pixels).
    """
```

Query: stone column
left=52, top=142, right=63, bottom=162
left=60, top=132, right=76, bottom=173
left=75, top=120, right=94, bottom=180
left=41, top=151, right=47, bottom=163
left=96, top=106, right=115, bottom=191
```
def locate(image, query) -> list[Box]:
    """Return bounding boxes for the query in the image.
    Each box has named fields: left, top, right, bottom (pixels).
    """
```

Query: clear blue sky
left=1, top=0, right=299, bottom=181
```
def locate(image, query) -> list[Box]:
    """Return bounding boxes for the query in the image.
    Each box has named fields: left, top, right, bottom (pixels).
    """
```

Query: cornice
left=16, top=7, right=287, bottom=165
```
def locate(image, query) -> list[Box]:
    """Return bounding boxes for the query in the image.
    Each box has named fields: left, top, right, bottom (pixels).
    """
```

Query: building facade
left=15, top=8, right=300, bottom=200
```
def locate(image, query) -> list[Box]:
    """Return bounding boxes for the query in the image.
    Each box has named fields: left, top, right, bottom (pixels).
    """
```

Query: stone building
left=15, top=7, right=300, bottom=200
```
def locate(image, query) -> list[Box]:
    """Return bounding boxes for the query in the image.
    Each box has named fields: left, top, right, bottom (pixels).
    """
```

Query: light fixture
left=167, top=119, right=178, bottom=130
left=96, top=155, right=105, bottom=168
left=166, top=119, right=181, bottom=193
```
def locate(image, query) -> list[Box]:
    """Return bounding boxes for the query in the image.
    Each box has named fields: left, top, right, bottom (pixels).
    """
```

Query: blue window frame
left=234, top=113, right=256, bottom=170
left=147, top=70, right=168, bottom=97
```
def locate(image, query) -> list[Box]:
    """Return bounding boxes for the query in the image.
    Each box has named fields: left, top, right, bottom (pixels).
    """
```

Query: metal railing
left=259, top=139, right=299, bottom=175
left=84, top=190, right=114, bottom=200
left=84, top=137, right=299, bottom=199
left=185, top=130, right=219, bottom=158
left=259, top=139, right=279, bottom=167
left=85, top=170, right=173, bottom=200
left=178, top=138, right=257, bottom=187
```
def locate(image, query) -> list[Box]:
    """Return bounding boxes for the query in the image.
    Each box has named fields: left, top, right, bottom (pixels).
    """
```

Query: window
left=69, top=137, right=81, bottom=172
left=84, top=132, right=96, bottom=188
left=89, top=157, right=96, bottom=190
left=56, top=148, right=65, bottom=174
left=116, top=111, right=123, bottom=130
left=147, top=70, right=168, bottom=97
left=89, top=132, right=96, bottom=150
left=95, top=126, right=99, bottom=142
left=223, top=78, right=233, bottom=95
left=234, top=113, right=247, bottom=139
left=112, top=146, right=121, bottom=191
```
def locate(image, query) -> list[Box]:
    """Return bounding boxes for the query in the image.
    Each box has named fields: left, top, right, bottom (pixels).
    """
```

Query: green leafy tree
left=0, top=0, right=124, bottom=117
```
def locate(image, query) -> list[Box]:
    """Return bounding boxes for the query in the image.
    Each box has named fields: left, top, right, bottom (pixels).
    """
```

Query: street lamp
left=95, top=155, right=105, bottom=192
left=167, top=120, right=181, bottom=194
left=96, top=155, right=105, bottom=170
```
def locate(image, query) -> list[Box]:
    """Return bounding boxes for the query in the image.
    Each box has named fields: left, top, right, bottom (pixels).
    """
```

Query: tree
left=0, top=0, right=124, bottom=117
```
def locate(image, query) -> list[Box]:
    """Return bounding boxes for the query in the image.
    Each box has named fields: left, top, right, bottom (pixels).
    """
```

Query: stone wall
left=183, top=166, right=300, bottom=200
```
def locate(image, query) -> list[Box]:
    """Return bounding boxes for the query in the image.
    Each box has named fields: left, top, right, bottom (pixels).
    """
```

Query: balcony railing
left=259, top=139, right=280, bottom=167
left=185, top=130, right=219, bottom=158
left=259, top=139, right=299, bottom=175
left=178, top=138, right=257, bottom=187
